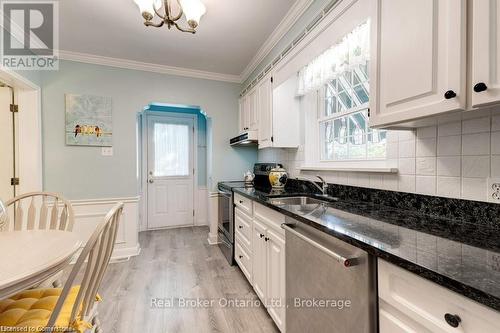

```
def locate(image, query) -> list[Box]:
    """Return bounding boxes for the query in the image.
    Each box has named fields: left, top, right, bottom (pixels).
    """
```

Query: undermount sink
left=268, top=196, right=334, bottom=206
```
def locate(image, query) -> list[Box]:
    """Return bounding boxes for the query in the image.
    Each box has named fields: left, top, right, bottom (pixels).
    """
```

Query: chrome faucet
left=297, top=175, right=329, bottom=196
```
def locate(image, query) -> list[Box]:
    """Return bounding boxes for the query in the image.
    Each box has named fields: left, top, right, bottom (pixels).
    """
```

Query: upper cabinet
left=470, top=0, right=500, bottom=108
left=238, top=88, right=258, bottom=133
left=257, top=74, right=273, bottom=148
left=369, top=0, right=467, bottom=128
left=239, top=73, right=300, bottom=149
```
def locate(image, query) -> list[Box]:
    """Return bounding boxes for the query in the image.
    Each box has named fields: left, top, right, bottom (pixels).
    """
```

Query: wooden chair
left=3, top=192, right=74, bottom=232
left=0, top=202, right=124, bottom=333
left=0, top=200, right=6, bottom=231
left=2, top=192, right=75, bottom=288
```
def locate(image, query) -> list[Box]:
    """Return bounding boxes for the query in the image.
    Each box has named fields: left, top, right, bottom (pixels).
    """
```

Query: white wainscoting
left=196, top=187, right=209, bottom=226
left=207, top=192, right=219, bottom=245
left=71, top=196, right=141, bottom=260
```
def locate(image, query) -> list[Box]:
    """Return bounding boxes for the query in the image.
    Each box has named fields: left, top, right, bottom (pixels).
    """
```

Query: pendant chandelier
left=134, top=0, right=206, bottom=34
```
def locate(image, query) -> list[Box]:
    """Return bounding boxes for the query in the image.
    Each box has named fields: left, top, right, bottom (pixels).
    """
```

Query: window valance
left=297, top=21, right=370, bottom=96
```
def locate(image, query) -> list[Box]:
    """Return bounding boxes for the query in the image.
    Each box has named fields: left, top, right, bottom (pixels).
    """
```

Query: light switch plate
left=487, top=178, right=500, bottom=202
left=101, top=147, right=113, bottom=156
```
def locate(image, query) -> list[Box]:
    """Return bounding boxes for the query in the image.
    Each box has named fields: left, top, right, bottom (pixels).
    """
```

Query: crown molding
left=239, top=0, right=314, bottom=83
left=58, top=50, right=241, bottom=83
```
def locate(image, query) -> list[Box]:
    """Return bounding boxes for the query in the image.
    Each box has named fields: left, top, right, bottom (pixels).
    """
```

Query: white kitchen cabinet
left=370, top=0, right=466, bottom=128
left=238, top=87, right=258, bottom=133
left=470, top=0, right=500, bottom=108
left=257, top=74, right=273, bottom=149
left=378, top=259, right=500, bottom=333
left=265, top=227, right=286, bottom=332
left=252, top=218, right=267, bottom=301
left=271, top=75, right=300, bottom=148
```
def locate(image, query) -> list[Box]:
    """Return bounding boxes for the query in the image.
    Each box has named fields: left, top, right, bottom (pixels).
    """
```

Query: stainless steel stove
left=217, top=163, right=283, bottom=265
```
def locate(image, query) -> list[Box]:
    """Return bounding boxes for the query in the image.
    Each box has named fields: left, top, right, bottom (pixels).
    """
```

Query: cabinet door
left=258, top=75, right=273, bottom=148
left=471, top=0, right=500, bottom=108
left=238, top=98, right=245, bottom=133
left=370, top=0, right=466, bottom=127
left=248, top=89, right=258, bottom=131
left=252, top=218, right=267, bottom=302
left=266, top=228, right=286, bottom=332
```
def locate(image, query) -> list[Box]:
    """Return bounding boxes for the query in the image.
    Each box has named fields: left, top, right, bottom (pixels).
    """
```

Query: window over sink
left=319, top=63, right=386, bottom=161
left=299, top=20, right=390, bottom=170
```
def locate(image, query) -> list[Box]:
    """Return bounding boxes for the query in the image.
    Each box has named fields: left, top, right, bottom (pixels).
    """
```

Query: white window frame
left=302, top=86, right=395, bottom=173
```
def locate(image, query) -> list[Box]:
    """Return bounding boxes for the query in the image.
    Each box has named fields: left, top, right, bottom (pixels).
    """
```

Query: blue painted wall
left=40, top=60, right=257, bottom=199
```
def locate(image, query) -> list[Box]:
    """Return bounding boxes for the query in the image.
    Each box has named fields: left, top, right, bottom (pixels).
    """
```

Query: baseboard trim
left=207, top=232, right=219, bottom=245
left=112, top=244, right=141, bottom=261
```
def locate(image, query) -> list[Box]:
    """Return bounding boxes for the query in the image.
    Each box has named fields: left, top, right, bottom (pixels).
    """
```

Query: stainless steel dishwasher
left=282, top=217, right=378, bottom=333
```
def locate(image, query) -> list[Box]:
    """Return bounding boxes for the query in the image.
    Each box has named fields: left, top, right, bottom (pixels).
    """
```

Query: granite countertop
left=231, top=185, right=500, bottom=312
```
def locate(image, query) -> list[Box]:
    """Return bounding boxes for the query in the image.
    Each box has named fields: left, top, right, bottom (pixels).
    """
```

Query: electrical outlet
left=489, top=253, right=500, bottom=272
left=488, top=178, right=500, bottom=202
left=101, top=147, right=113, bottom=156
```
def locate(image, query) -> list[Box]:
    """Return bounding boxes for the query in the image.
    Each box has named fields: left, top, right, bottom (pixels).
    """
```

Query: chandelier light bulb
left=180, top=0, right=206, bottom=29
left=134, top=0, right=155, bottom=20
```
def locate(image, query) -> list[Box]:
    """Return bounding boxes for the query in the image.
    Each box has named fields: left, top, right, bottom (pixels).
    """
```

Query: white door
left=258, top=75, right=273, bottom=148
left=471, top=0, right=500, bottom=108
left=0, top=87, right=15, bottom=202
left=147, top=115, right=195, bottom=229
left=266, top=228, right=286, bottom=332
left=370, top=0, right=466, bottom=127
left=252, top=218, right=267, bottom=302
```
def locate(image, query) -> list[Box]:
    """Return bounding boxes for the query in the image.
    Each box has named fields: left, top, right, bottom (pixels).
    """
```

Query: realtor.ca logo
left=1, top=0, right=59, bottom=70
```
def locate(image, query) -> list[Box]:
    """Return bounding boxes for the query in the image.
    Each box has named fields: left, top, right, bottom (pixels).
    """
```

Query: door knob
left=473, top=82, right=488, bottom=93
left=444, top=90, right=457, bottom=99
left=148, top=179, right=154, bottom=184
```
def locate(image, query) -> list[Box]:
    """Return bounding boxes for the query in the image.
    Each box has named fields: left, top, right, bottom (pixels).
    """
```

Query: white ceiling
left=59, top=0, right=297, bottom=77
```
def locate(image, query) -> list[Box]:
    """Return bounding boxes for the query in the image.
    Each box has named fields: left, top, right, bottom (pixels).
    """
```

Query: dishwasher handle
left=281, top=223, right=358, bottom=268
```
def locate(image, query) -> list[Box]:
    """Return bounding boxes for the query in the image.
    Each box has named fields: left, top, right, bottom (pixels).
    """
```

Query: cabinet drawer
left=235, top=208, right=252, bottom=251
left=378, top=260, right=500, bottom=332
left=235, top=235, right=252, bottom=283
left=254, top=202, right=285, bottom=235
left=234, top=193, right=253, bottom=215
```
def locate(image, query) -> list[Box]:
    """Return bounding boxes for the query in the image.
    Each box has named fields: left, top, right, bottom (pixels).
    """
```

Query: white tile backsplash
left=417, top=126, right=437, bottom=139
left=399, top=140, right=416, bottom=158
left=491, top=131, right=500, bottom=155
left=260, top=112, right=500, bottom=203
left=416, top=138, right=437, bottom=157
left=492, top=156, right=500, bottom=178
left=437, top=156, right=461, bottom=177
left=437, top=135, right=461, bottom=156
left=493, top=115, right=500, bottom=131
left=416, top=176, right=436, bottom=195
left=437, top=177, right=461, bottom=198
left=416, top=157, right=436, bottom=175
left=462, top=178, right=487, bottom=201
left=462, top=117, right=491, bottom=134
left=462, top=156, right=490, bottom=178
left=438, top=121, right=462, bottom=137
left=462, top=133, right=491, bottom=155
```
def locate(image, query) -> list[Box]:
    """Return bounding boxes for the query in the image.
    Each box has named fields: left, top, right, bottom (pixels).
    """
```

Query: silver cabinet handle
left=148, top=179, right=154, bottom=184
left=281, top=223, right=357, bottom=268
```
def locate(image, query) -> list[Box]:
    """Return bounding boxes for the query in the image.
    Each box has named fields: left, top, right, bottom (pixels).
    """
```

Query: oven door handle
left=218, top=190, right=232, bottom=197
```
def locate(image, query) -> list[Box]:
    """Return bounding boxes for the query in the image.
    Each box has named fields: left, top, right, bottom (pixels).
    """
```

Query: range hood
left=230, top=130, right=258, bottom=146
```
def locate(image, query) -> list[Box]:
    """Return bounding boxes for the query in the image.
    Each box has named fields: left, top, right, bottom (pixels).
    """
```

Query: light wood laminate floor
left=97, top=227, right=279, bottom=333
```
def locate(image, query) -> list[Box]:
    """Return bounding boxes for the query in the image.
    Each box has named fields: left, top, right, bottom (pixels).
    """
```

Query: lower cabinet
left=265, top=227, right=286, bottom=331
left=235, top=198, right=286, bottom=332
left=378, top=259, right=500, bottom=333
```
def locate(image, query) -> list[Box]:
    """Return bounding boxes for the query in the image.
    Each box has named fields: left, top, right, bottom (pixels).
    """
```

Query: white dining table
left=0, top=230, right=82, bottom=299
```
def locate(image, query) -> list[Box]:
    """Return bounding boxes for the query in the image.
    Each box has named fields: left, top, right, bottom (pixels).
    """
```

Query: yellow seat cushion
left=0, top=286, right=94, bottom=333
